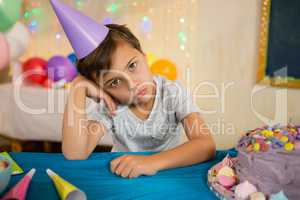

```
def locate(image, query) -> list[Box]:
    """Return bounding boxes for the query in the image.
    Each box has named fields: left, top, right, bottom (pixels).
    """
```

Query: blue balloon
left=67, top=53, right=77, bottom=64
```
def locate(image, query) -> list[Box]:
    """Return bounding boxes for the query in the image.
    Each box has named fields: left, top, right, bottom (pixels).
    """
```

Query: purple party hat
left=50, top=0, right=109, bottom=59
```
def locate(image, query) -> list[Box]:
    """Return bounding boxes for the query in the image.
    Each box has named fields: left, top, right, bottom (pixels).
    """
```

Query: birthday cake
left=208, top=125, right=300, bottom=200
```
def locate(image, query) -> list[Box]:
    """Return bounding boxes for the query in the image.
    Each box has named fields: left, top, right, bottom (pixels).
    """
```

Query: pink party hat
left=1, top=168, right=36, bottom=200
left=50, top=0, right=109, bottom=59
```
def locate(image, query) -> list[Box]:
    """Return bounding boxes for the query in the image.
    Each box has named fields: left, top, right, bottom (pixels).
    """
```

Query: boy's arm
left=109, top=113, right=216, bottom=178
left=62, top=77, right=111, bottom=160
left=150, top=113, right=216, bottom=170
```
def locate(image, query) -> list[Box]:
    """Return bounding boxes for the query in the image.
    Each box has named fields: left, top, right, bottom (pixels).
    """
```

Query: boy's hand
left=71, top=75, right=117, bottom=117
left=110, top=155, right=160, bottom=178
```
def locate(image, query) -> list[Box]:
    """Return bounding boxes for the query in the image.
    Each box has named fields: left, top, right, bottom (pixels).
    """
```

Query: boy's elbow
left=63, top=152, right=88, bottom=160
left=207, top=139, right=216, bottom=159
left=62, top=146, right=89, bottom=160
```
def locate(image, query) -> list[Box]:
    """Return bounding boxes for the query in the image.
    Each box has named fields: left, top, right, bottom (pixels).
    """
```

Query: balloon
left=10, top=61, right=22, bottom=84
left=22, top=57, right=48, bottom=84
left=67, top=53, right=77, bottom=64
left=150, top=59, right=177, bottom=80
left=0, top=0, right=22, bottom=32
left=5, top=22, right=30, bottom=60
left=146, top=52, right=157, bottom=66
left=42, top=78, right=53, bottom=88
left=0, top=33, right=9, bottom=70
left=47, top=55, right=77, bottom=82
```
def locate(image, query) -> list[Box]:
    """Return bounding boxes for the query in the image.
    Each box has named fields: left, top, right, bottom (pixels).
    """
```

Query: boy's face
left=98, top=42, right=154, bottom=106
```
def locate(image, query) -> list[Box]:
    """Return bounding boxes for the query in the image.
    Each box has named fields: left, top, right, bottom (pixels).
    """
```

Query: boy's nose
left=128, top=78, right=141, bottom=90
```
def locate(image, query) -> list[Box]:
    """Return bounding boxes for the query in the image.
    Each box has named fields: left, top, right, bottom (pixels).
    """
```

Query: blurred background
left=0, top=0, right=299, bottom=152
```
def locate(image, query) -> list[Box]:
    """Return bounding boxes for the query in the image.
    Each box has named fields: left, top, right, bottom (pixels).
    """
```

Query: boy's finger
left=107, top=102, right=116, bottom=117
left=110, top=155, right=125, bottom=172
left=103, top=97, right=114, bottom=113
left=128, top=169, right=139, bottom=179
left=106, top=101, right=117, bottom=117
left=110, top=159, right=121, bottom=173
left=121, top=163, right=134, bottom=178
left=115, top=159, right=129, bottom=176
left=106, top=96, right=117, bottom=111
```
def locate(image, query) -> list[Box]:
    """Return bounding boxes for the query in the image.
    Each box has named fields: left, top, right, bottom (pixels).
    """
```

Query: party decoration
left=64, top=83, right=71, bottom=90
left=0, top=155, right=11, bottom=195
left=42, top=78, right=53, bottom=88
left=67, top=53, right=77, bottom=65
left=28, top=20, right=38, bottom=33
left=0, top=152, right=23, bottom=175
left=217, top=175, right=236, bottom=188
left=140, top=16, right=152, bottom=33
left=52, top=79, right=67, bottom=89
left=102, top=17, right=113, bottom=25
left=106, top=3, right=119, bottom=13
left=47, top=55, right=77, bottom=82
left=146, top=52, right=157, bottom=66
left=5, top=22, right=30, bottom=60
left=0, top=33, right=9, bottom=70
left=270, top=191, right=288, bottom=200
left=50, top=0, right=109, bottom=59
left=0, top=0, right=22, bottom=32
left=46, top=169, right=87, bottom=200
left=74, top=0, right=84, bottom=10
left=178, top=31, right=187, bottom=51
left=235, top=181, right=257, bottom=199
left=1, top=168, right=35, bottom=200
left=10, top=61, right=23, bottom=84
left=250, top=192, right=266, bottom=200
left=22, top=57, right=48, bottom=85
left=150, top=59, right=177, bottom=80
left=178, top=32, right=187, bottom=43
left=22, top=1, right=44, bottom=34
left=217, top=166, right=235, bottom=177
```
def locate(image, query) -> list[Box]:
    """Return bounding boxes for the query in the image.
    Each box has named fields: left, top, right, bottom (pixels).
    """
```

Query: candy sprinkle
left=284, top=143, right=294, bottom=151
left=253, top=143, right=260, bottom=152
left=280, top=136, right=289, bottom=143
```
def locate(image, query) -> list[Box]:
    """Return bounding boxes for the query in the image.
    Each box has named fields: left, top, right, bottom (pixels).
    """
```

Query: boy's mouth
left=136, top=87, right=147, bottom=97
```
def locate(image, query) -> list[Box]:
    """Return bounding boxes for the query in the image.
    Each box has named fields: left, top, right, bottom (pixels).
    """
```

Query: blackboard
left=257, top=0, right=300, bottom=88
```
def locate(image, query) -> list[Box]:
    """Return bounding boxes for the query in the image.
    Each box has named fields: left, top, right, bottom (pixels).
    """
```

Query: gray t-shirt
left=86, top=76, right=200, bottom=152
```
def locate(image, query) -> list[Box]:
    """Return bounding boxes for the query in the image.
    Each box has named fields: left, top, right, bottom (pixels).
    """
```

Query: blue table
left=4, top=149, right=236, bottom=200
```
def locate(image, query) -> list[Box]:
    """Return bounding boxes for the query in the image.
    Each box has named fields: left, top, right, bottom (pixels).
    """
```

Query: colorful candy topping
left=242, top=124, right=300, bottom=153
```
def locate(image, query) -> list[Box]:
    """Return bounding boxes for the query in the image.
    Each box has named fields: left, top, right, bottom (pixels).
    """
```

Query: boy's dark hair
left=76, top=24, right=143, bottom=83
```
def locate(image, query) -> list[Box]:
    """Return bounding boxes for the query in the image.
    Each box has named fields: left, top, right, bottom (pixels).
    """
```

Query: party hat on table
left=0, top=152, right=23, bottom=175
left=50, top=0, right=109, bottom=59
left=1, top=168, right=35, bottom=200
left=46, top=169, right=86, bottom=200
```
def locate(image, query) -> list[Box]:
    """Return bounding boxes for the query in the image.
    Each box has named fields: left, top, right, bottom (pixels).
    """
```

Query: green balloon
left=0, top=0, right=22, bottom=32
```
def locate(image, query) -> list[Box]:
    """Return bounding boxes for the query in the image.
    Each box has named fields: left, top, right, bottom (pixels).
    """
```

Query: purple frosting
left=235, top=135, right=300, bottom=199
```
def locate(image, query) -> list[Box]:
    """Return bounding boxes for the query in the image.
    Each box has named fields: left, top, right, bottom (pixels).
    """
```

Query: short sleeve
left=170, top=80, right=201, bottom=122
left=85, top=97, right=113, bottom=133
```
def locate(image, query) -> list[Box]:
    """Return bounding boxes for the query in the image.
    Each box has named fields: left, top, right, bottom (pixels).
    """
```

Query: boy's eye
left=110, top=78, right=122, bottom=88
left=128, top=62, right=137, bottom=72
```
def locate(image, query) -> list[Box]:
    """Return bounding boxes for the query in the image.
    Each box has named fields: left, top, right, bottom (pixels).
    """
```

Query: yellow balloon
left=146, top=52, right=157, bottom=66
left=150, top=59, right=177, bottom=80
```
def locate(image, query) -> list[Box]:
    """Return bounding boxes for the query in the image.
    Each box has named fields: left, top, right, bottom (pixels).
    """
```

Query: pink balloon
left=0, top=33, right=10, bottom=70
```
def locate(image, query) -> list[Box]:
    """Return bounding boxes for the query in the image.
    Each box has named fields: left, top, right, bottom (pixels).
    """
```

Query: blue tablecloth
left=4, top=149, right=236, bottom=200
